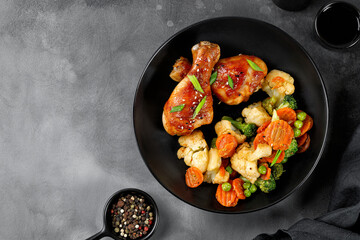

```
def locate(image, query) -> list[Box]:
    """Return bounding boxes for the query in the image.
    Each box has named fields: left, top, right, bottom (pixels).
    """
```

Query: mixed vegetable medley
left=177, top=69, right=313, bottom=207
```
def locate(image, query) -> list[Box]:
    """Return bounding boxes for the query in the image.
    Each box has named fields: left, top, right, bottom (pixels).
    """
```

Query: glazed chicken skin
left=211, top=55, right=268, bottom=105
left=169, top=57, right=192, bottom=82
left=162, top=41, right=221, bottom=136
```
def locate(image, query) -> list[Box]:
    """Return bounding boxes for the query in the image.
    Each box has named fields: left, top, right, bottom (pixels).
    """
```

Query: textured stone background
left=0, top=0, right=359, bottom=239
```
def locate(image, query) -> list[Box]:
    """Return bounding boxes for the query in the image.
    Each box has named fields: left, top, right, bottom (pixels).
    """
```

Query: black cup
left=86, top=188, right=159, bottom=240
left=314, top=1, right=360, bottom=49
left=272, top=0, right=311, bottom=11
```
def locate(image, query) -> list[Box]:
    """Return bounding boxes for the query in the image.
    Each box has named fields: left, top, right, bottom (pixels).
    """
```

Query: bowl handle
left=85, top=229, right=108, bottom=240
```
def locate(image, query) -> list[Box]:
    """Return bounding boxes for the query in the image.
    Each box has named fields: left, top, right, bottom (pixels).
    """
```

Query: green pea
left=282, top=157, right=288, bottom=164
left=297, top=111, right=307, bottom=121
left=225, top=166, right=233, bottom=174
left=294, top=128, right=301, bottom=137
left=294, top=120, right=303, bottom=129
left=249, top=184, right=257, bottom=193
left=222, top=182, right=232, bottom=192
left=243, top=182, right=251, bottom=189
left=244, top=189, right=251, bottom=197
left=258, top=165, right=267, bottom=175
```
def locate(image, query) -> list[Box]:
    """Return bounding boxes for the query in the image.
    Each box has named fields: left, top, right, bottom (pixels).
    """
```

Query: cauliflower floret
left=203, top=170, right=217, bottom=184
left=178, top=130, right=207, bottom=151
left=177, top=130, right=209, bottom=173
left=212, top=169, right=230, bottom=184
left=204, top=169, right=230, bottom=184
left=190, top=148, right=209, bottom=173
left=204, top=148, right=226, bottom=184
left=177, top=147, right=193, bottom=166
left=207, top=148, right=221, bottom=171
left=262, top=69, right=295, bottom=106
left=242, top=102, right=271, bottom=127
left=248, top=143, right=272, bottom=162
left=230, top=143, right=260, bottom=183
left=215, top=120, right=246, bottom=144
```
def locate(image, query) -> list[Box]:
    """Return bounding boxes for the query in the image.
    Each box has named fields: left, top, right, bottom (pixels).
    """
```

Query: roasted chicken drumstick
left=162, top=41, right=221, bottom=136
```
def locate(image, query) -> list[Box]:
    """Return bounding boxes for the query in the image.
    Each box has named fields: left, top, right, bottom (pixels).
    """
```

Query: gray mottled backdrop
left=0, top=0, right=359, bottom=239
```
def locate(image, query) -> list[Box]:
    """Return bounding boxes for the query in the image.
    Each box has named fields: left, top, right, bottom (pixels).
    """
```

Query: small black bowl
left=314, top=1, right=360, bottom=49
left=86, top=188, right=159, bottom=240
left=272, top=0, right=311, bottom=11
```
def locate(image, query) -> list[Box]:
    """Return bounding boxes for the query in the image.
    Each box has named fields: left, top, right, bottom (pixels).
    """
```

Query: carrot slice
left=261, top=150, right=285, bottom=164
left=296, top=111, right=314, bottom=137
left=185, top=167, right=203, bottom=188
left=215, top=180, right=238, bottom=207
left=261, top=168, right=271, bottom=180
left=277, top=107, right=297, bottom=125
left=264, top=120, right=294, bottom=150
left=253, top=132, right=267, bottom=150
left=216, top=134, right=238, bottom=158
left=257, top=120, right=271, bottom=134
left=218, top=165, right=226, bottom=177
left=296, top=133, right=308, bottom=147
left=258, top=158, right=268, bottom=163
left=298, top=135, right=311, bottom=153
left=232, top=178, right=246, bottom=200
left=260, top=163, right=271, bottom=180
left=301, top=114, right=313, bottom=136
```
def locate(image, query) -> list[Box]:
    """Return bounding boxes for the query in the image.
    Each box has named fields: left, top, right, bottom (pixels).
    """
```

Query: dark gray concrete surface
left=0, top=0, right=359, bottom=239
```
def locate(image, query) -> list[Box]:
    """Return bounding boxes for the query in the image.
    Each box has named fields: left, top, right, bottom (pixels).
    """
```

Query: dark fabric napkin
left=255, top=125, right=360, bottom=240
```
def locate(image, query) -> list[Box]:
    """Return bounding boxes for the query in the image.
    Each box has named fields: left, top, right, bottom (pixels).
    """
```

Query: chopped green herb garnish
left=210, top=71, right=218, bottom=85
left=246, top=59, right=263, bottom=71
left=271, top=150, right=282, bottom=167
left=225, top=166, right=233, bottom=174
left=188, top=75, right=204, bottom=93
left=170, top=104, right=185, bottom=113
left=228, top=75, right=234, bottom=89
left=192, top=96, right=207, bottom=119
left=240, top=176, right=251, bottom=183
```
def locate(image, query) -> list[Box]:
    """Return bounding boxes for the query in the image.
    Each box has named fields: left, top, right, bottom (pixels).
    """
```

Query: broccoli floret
left=239, top=123, right=257, bottom=138
left=255, top=175, right=276, bottom=193
left=262, top=97, right=277, bottom=115
left=284, top=139, right=298, bottom=158
left=221, top=116, right=257, bottom=138
left=235, top=117, right=243, bottom=122
left=277, top=95, right=298, bottom=110
left=222, top=116, right=234, bottom=122
left=272, top=163, right=284, bottom=180
left=211, top=138, right=217, bottom=148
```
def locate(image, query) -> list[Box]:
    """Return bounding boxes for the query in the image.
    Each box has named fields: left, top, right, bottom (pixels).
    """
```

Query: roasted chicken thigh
left=211, top=55, right=267, bottom=105
left=162, top=41, right=221, bottom=136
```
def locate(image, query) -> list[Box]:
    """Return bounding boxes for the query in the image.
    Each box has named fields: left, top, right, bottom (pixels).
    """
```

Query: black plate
left=133, top=17, right=329, bottom=213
